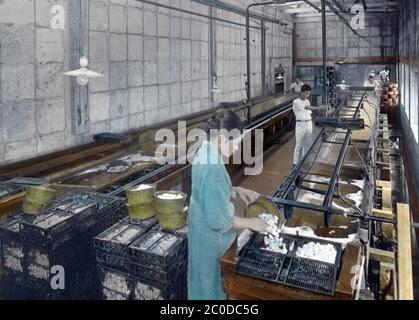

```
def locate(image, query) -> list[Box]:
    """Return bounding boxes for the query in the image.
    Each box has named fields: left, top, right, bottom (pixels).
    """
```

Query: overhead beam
left=293, top=10, right=397, bottom=17
left=366, top=2, right=398, bottom=8
left=289, top=0, right=398, bottom=16
left=191, top=0, right=279, bottom=23
left=286, top=7, right=318, bottom=13
left=329, top=0, right=349, bottom=13
left=136, top=0, right=264, bottom=30
left=302, top=0, right=322, bottom=12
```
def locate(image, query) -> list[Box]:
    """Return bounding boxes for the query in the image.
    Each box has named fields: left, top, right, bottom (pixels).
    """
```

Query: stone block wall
left=0, top=0, right=293, bottom=164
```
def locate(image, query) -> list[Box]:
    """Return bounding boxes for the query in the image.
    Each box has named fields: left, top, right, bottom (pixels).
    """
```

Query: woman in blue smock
left=188, top=108, right=268, bottom=300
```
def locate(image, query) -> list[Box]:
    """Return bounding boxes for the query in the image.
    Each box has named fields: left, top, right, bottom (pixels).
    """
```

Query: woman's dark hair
left=201, top=107, right=245, bottom=138
left=301, top=84, right=312, bottom=92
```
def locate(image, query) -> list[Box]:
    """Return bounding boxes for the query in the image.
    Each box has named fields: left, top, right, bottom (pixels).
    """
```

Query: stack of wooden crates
left=380, top=83, right=399, bottom=122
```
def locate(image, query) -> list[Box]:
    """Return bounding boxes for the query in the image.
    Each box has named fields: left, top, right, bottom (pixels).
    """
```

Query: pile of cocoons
left=257, top=213, right=338, bottom=264
left=295, top=242, right=337, bottom=264
left=259, top=213, right=287, bottom=254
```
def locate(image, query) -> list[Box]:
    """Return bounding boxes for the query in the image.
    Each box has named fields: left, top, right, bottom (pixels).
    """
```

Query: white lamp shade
left=63, top=67, right=103, bottom=78
left=336, top=81, right=351, bottom=90
left=63, top=56, right=103, bottom=86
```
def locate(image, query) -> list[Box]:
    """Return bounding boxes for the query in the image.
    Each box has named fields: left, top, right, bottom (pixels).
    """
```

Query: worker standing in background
left=363, top=74, right=382, bottom=100
left=379, top=66, right=390, bottom=84
left=288, top=77, right=304, bottom=93
left=292, top=84, right=328, bottom=167
left=188, top=108, right=268, bottom=300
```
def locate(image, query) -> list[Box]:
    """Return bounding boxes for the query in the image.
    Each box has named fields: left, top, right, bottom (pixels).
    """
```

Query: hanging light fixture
left=63, top=56, right=103, bottom=86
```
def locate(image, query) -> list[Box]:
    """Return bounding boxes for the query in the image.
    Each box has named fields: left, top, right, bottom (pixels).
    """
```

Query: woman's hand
left=233, top=217, right=268, bottom=234
left=247, top=218, right=268, bottom=234
left=233, top=187, right=259, bottom=205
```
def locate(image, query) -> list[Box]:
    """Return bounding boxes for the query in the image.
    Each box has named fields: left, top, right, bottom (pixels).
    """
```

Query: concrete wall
left=214, top=2, right=293, bottom=103
left=0, top=0, right=293, bottom=165
left=87, top=0, right=212, bottom=135
left=0, top=0, right=74, bottom=164
left=294, top=12, right=398, bottom=64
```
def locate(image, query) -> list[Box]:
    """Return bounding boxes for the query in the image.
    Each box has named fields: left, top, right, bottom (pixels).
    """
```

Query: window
left=410, top=68, right=419, bottom=143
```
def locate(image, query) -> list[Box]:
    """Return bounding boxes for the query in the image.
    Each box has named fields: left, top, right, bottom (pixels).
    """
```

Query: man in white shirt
left=363, top=74, right=382, bottom=97
left=292, top=84, right=328, bottom=166
left=288, top=78, right=304, bottom=93
left=379, top=66, right=390, bottom=83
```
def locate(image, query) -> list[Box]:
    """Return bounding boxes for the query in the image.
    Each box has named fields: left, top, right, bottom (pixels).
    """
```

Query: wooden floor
left=238, top=124, right=322, bottom=195
left=238, top=135, right=295, bottom=196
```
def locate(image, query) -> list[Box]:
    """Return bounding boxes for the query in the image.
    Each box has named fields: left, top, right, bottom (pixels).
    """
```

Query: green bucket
left=158, top=208, right=187, bottom=230
left=22, top=200, right=46, bottom=215
left=127, top=203, right=156, bottom=220
left=126, top=184, right=156, bottom=205
left=155, top=191, right=187, bottom=215
left=25, top=186, right=57, bottom=205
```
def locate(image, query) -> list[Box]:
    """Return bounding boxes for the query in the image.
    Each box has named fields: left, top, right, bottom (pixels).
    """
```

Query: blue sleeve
left=202, top=180, right=234, bottom=232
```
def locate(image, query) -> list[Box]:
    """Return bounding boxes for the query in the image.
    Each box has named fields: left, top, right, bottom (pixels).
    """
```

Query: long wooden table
left=0, top=94, right=297, bottom=219
left=221, top=241, right=362, bottom=300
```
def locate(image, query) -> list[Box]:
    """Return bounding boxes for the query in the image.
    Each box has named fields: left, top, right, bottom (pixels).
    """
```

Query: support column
left=68, top=0, right=89, bottom=135
left=322, top=0, right=327, bottom=105
left=261, top=21, right=266, bottom=94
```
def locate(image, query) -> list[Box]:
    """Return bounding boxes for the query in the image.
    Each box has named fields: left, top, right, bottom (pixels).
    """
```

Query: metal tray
left=94, top=220, right=150, bottom=255
left=19, top=209, right=77, bottom=244
left=127, top=226, right=187, bottom=270
left=0, top=182, right=24, bottom=201
left=235, top=233, right=342, bottom=296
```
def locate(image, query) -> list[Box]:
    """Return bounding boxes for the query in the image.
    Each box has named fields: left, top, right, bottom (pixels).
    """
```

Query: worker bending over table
left=364, top=74, right=382, bottom=96
left=188, top=108, right=268, bottom=300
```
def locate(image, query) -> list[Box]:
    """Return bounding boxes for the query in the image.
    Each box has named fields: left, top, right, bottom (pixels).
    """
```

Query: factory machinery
left=0, top=86, right=412, bottom=299
left=0, top=93, right=298, bottom=299
left=221, top=87, right=413, bottom=300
